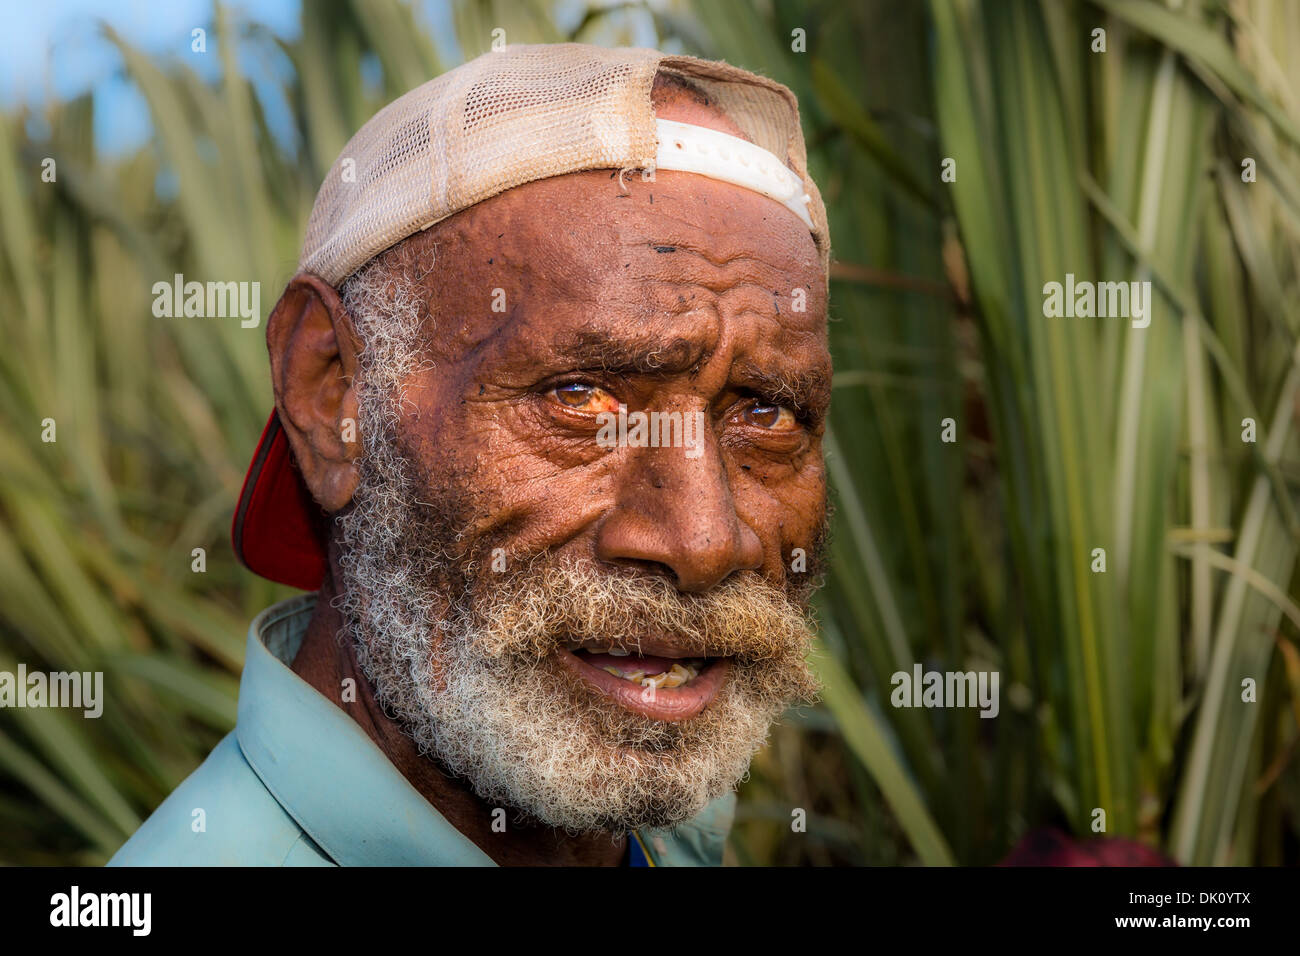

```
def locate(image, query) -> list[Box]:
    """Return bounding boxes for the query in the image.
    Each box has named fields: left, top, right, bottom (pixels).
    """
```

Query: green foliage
left=0, top=0, right=1297, bottom=865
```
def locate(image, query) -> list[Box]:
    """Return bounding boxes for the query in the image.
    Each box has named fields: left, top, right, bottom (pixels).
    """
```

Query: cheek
left=480, top=463, right=618, bottom=561
left=730, top=453, right=827, bottom=577
left=413, top=402, right=619, bottom=559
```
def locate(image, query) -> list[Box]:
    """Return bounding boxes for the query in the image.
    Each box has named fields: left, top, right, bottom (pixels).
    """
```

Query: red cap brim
left=231, top=410, right=329, bottom=590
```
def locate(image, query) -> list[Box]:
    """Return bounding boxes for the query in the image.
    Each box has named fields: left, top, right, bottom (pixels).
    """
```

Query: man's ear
left=266, top=273, right=363, bottom=512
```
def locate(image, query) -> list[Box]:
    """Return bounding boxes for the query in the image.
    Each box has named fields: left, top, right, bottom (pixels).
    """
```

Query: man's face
left=335, top=158, right=830, bottom=832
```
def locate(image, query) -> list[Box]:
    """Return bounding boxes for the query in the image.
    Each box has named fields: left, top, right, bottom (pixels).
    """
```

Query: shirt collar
left=235, top=594, right=495, bottom=865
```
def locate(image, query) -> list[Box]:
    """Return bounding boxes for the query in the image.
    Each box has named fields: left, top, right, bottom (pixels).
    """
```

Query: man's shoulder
left=108, top=733, right=334, bottom=867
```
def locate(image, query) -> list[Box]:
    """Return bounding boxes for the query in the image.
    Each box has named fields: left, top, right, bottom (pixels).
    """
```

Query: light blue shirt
left=109, top=594, right=735, bottom=866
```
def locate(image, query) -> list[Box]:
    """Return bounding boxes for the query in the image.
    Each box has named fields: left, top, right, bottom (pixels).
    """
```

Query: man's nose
left=594, top=436, right=763, bottom=593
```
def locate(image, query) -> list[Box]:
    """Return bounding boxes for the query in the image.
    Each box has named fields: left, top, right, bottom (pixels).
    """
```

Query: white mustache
left=461, top=562, right=818, bottom=664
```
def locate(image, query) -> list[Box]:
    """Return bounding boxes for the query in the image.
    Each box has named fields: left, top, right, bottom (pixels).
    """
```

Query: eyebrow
left=730, top=359, right=831, bottom=419
left=546, top=329, right=708, bottom=376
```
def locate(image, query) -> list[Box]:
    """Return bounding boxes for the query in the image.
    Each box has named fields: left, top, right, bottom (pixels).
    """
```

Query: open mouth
left=554, top=641, right=732, bottom=722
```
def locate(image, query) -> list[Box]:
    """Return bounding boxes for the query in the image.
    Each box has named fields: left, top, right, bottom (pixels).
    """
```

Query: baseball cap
left=233, top=43, right=830, bottom=590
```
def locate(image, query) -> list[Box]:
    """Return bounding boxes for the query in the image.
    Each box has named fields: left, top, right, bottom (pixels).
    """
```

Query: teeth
left=580, top=648, right=705, bottom=687
left=640, top=663, right=699, bottom=689
left=597, top=662, right=700, bottom=686
left=657, top=664, right=694, bottom=689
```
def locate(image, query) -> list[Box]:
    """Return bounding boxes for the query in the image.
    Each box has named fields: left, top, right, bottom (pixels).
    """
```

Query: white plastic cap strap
left=654, top=118, right=815, bottom=230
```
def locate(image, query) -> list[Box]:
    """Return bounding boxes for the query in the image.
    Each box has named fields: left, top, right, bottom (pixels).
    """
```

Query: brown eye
left=555, top=383, right=593, bottom=406
left=745, top=403, right=798, bottom=431
left=549, top=382, right=620, bottom=413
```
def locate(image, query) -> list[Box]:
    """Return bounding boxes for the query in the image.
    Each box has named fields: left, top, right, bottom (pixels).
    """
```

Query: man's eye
left=745, top=403, right=798, bottom=431
left=549, top=382, right=620, bottom=413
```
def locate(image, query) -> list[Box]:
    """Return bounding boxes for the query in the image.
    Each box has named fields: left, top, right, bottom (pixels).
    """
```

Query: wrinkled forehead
left=416, top=167, right=827, bottom=349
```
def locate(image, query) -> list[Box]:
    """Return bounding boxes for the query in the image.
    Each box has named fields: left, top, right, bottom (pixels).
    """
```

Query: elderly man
left=110, top=43, right=831, bottom=867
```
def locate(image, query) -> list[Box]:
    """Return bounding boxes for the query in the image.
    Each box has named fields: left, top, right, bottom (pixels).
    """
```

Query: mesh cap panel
left=298, top=43, right=829, bottom=285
